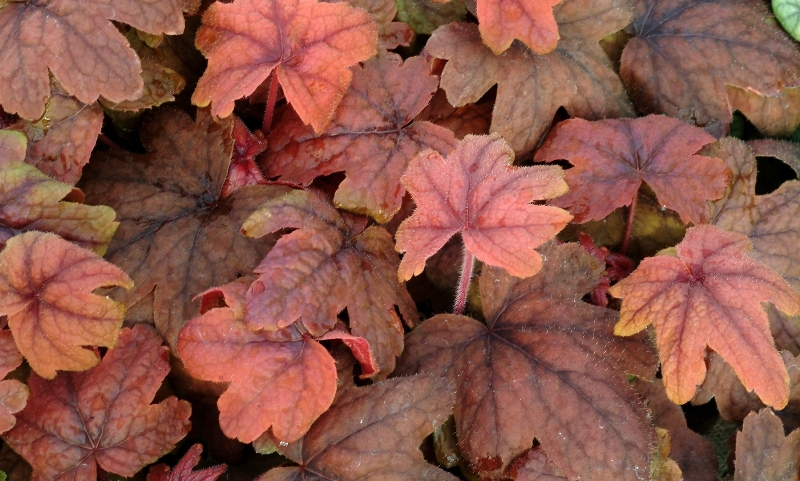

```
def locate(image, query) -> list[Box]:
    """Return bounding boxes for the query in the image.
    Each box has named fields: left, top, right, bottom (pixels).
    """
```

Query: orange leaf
left=0, top=0, right=184, bottom=120
left=477, top=0, right=562, bottom=54
left=534, top=115, right=729, bottom=224
left=3, top=325, right=191, bottom=480
left=0, top=232, right=133, bottom=378
left=395, top=134, right=571, bottom=281
left=192, top=0, right=377, bottom=133
left=610, top=225, right=800, bottom=407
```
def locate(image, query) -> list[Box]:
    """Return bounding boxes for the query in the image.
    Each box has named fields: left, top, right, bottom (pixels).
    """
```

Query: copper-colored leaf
left=147, top=444, right=227, bottom=481
left=80, top=108, right=291, bottom=350
left=750, top=180, right=800, bottom=292
left=396, top=242, right=658, bottom=478
left=705, top=138, right=760, bottom=235
left=0, top=0, right=184, bottom=120
left=535, top=115, right=729, bottom=224
left=0, top=232, right=133, bottom=378
left=395, top=134, right=571, bottom=281
left=256, top=375, right=458, bottom=481
left=427, top=0, right=635, bottom=156
left=100, top=58, right=186, bottom=112
left=734, top=409, right=800, bottom=481
left=476, top=0, right=561, bottom=54
left=178, top=283, right=337, bottom=443
left=242, top=189, right=417, bottom=377
left=3, top=325, right=192, bottom=479
left=0, top=330, right=27, bottom=435
left=728, top=85, right=800, bottom=138
left=620, top=0, right=800, bottom=135
left=611, top=225, right=800, bottom=407
left=262, top=53, right=457, bottom=223
left=221, top=117, right=268, bottom=199
left=192, top=0, right=377, bottom=133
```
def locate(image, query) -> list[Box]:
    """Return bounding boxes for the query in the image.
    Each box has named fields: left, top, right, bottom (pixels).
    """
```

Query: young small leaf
left=147, top=444, right=227, bottom=481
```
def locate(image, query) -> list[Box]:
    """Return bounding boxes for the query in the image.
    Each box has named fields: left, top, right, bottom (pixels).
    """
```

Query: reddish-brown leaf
left=99, top=57, right=186, bottom=112
left=80, top=108, right=291, bottom=350
left=147, top=444, right=227, bottom=481
left=9, top=86, right=103, bottom=185
left=395, top=134, right=571, bottom=281
left=734, top=409, right=800, bottom=481
left=620, top=0, right=800, bottom=135
left=728, top=85, right=800, bottom=138
left=427, top=0, right=635, bottom=156
left=535, top=115, right=728, bottom=225
left=611, top=225, right=800, bottom=407
left=0, top=134, right=117, bottom=253
left=262, top=53, right=457, bottom=223
left=0, top=0, right=184, bottom=120
left=750, top=180, right=800, bottom=293
left=327, top=0, right=414, bottom=49
left=0, top=329, right=28, bottom=435
left=507, top=447, right=566, bottom=481
left=177, top=283, right=337, bottom=443
left=242, top=189, right=417, bottom=377
left=192, top=0, right=377, bottom=133
left=706, top=138, right=760, bottom=235
left=3, top=325, right=192, bottom=480
left=0, top=232, right=133, bottom=378
left=476, top=0, right=561, bottom=54
left=256, top=375, right=458, bottom=481
left=396, top=242, right=658, bottom=479
left=221, top=117, right=268, bottom=199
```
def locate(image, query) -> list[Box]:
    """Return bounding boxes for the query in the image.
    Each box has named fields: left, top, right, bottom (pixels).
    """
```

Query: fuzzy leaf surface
left=396, top=242, right=658, bottom=478
left=395, top=134, right=571, bottom=280
left=734, top=409, right=800, bottom=481
left=611, top=225, right=800, bottom=407
left=427, top=0, right=635, bottom=155
left=3, top=325, right=192, bottom=480
left=0, top=0, right=184, bottom=120
left=81, top=108, right=290, bottom=350
left=147, top=444, right=227, bottom=481
left=263, top=54, right=456, bottom=223
left=0, top=232, right=133, bottom=378
left=242, top=189, right=416, bottom=377
left=256, top=375, right=458, bottom=481
left=192, top=0, right=377, bottom=133
left=534, top=115, right=728, bottom=224
left=620, top=0, right=800, bottom=135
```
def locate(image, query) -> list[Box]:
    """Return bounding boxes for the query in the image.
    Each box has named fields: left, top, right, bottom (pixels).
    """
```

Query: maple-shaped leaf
left=0, top=232, right=133, bottom=378
left=396, top=242, right=658, bottom=479
left=221, top=117, right=268, bottom=199
left=476, top=0, right=561, bottom=54
left=242, top=189, right=417, bottom=377
left=728, top=85, right=800, bottom=138
left=262, top=53, right=457, bottom=223
left=178, top=281, right=337, bottom=443
left=80, top=108, right=291, bottom=350
left=147, top=444, right=227, bottom=481
left=395, top=134, right=571, bottom=281
left=256, top=375, right=458, bottom=481
left=9, top=84, right=103, bottom=185
left=0, top=0, right=184, bottom=120
left=620, top=0, right=800, bottom=135
left=0, top=132, right=117, bottom=253
left=734, top=409, right=800, bottom=481
left=327, top=0, right=414, bottom=49
left=426, top=0, right=635, bottom=156
left=192, top=0, right=377, bottom=133
left=3, top=325, right=192, bottom=480
left=534, top=115, right=730, bottom=224
left=0, top=329, right=28, bottom=435
left=611, top=225, right=800, bottom=407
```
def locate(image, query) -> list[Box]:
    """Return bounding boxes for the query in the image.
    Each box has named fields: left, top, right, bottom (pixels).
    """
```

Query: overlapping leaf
left=476, top=0, right=562, bottom=54
left=611, top=225, right=800, bottom=407
left=728, top=85, right=800, bottom=138
left=0, top=131, right=117, bottom=253
left=3, top=325, right=192, bottom=480
left=221, top=117, right=268, bottom=199
left=395, top=134, right=571, bottom=280
left=147, top=444, right=226, bottom=481
left=734, top=409, right=800, bottom=481
left=705, top=138, right=760, bottom=235
left=396, top=242, right=658, bottom=479
left=242, top=189, right=417, bottom=377
left=192, top=0, right=377, bottom=133
left=427, top=0, right=635, bottom=155
left=329, top=0, right=414, bottom=49
left=256, top=375, right=458, bottom=481
left=534, top=115, right=729, bottom=224
left=396, top=0, right=467, bottom=35
left=0, top=232, right=133, bottom=378
left=0, top=330, right=27, bottom=435
left=620, top=0, right=800, bottom=135
left=80, top=108, right=290, bottom=350
left=262, top=54, right=456, bottom=223
left=0, top=0, right=184, bottom=120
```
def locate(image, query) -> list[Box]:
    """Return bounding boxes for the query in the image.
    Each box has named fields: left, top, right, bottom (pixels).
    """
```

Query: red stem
left=262, top=72, right=280, bottom=134
left=620, top=192, right=638, bottom=255
left=453, top=245, right=475, bottom=316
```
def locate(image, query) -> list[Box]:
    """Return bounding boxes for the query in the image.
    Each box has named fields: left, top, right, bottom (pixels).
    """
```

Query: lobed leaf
left=0, top=330, right=27, bottom=435
left=147, top=444, right=227, bottom=481
left=476, top=0, right=562, bottom=54
left=0, top=232, right=133, bottom=378
left=734, top=409, right=800, bottom=481
left=327, top=0, right=414, bottom=49
left=3, top=325, right=192, bottom=480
